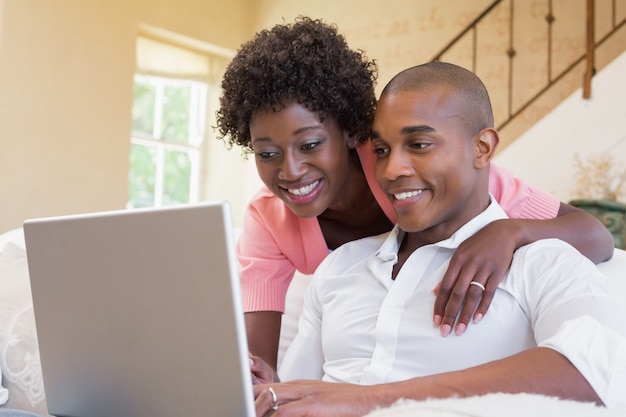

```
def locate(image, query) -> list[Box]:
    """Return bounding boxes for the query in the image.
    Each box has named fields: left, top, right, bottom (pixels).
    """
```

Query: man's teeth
left=288, top=180, right=320, bottom=196
left=394, top=190, right=423, bottom=201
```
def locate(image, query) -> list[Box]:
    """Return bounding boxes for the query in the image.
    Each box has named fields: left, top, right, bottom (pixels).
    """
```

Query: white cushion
left=0, top=229, right=25, bottom=252
left=363, top=393, right=622, bottom=417
left=598, top=248, right=626, bottom=302
left=0, top=243, right=48, bottom=415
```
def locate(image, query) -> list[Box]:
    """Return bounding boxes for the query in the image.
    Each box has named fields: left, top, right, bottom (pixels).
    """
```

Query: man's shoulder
left=511, top=238, right=602, bottom=278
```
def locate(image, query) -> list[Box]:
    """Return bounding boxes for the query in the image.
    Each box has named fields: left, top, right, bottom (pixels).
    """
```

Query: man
left=251, top=62, right=626, bottom=416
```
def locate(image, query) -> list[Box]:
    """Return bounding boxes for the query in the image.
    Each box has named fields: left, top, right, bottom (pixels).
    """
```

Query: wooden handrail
left=430, top=0, right=626, bottom=131
left=431, top=0, right=502, bottom=64
left=583, top=0, right=595, bottom=99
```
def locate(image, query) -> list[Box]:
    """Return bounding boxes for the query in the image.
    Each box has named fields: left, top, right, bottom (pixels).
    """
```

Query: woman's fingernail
left=433, top=315, right=442, bottom=327
left=455, top=323, right=466, bottom=335
left=441, top=324, right=452, bottom=337
left=474, top=313, right=483, bottom=324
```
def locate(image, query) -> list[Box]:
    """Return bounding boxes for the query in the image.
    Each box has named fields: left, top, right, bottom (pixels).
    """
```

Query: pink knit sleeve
left=489, top=164, right=560, bottom=219
left=237, top=188, right=328, bottom=313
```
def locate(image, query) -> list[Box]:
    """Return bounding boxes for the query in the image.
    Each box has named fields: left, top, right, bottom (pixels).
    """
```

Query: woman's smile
left=249, top=103, right=357, bottom=218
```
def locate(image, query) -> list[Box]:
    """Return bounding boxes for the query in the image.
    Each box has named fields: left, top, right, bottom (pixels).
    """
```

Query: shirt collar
left=375, top=194, right=509, bottom=259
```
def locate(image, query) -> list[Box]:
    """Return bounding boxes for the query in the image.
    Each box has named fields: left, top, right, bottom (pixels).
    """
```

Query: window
left=126, top=29, right=259, bottom=226
left=127, top=34, right=214, bottom=209
left=128, top=74, right=207, bottom=208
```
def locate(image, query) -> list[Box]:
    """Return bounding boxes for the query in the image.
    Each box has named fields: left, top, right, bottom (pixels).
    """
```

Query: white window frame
left=129, top=74, right=207, bottom=207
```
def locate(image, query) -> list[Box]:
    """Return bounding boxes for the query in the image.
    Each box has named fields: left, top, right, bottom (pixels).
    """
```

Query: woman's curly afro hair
left=216, top=16, right=378, bottom=153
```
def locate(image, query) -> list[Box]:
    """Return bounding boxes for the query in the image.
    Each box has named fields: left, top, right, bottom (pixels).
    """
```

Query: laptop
left=23, top=201, right=255, bottom=417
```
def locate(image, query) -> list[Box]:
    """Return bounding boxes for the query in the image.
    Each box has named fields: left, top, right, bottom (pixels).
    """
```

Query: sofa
left=1, top=226, right=625, bottom=416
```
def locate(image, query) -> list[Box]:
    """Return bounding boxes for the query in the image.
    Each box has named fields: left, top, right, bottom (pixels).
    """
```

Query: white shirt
left=279, top=199, right=626, bottom=410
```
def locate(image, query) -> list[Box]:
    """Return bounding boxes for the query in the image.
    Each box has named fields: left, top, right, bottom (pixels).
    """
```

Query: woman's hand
left=253, top=380, right=379, bottom=417
left=432, top=201, right=615, bottom=337
left=432, top=219, right=520, bottom=336
left=250, top=353, right=279, bottom=385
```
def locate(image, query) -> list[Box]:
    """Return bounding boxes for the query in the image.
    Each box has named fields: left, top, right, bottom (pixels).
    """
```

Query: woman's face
left=249, top=102, right=358, bottom=218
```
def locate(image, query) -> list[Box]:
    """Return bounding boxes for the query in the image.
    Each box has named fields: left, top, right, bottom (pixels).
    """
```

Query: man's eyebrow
left=401, top=125, right=435, bottom=134
left=371, top=125, right=435, bottom=139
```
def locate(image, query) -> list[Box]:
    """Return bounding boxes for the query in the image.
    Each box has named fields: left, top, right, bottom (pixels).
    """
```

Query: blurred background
left=1, top=0, right=624, bottom=232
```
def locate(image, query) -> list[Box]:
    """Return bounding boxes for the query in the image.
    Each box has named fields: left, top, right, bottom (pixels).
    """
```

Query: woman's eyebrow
left=293, top=124, right=323, bottom=135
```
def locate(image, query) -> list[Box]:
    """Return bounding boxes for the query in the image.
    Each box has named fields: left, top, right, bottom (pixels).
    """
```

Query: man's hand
left=253, top=380, right=381, bottom=417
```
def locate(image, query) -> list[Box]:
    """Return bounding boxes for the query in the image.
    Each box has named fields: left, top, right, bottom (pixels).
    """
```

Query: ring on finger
left=268, top=386, right=279, bottom=411
left=469, top=281, right=486, bottom=291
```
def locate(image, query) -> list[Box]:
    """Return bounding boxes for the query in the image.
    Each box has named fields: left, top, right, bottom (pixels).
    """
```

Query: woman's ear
left=474, top=128, right=499, bottom=168
left=345, top=132, right=359, bottom=149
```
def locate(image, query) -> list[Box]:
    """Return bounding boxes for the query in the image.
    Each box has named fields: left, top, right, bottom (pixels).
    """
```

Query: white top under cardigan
left=278, top=198, right=626, bottom=411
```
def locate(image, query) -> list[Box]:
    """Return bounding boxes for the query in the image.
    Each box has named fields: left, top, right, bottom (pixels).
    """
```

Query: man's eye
left=374, top=147, right=389, bottom=156
left=411, top=143, right=429, bottom=150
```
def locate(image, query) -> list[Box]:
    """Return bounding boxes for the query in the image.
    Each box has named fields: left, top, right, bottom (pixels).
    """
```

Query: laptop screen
left=24, top=202, right=255, bottom=417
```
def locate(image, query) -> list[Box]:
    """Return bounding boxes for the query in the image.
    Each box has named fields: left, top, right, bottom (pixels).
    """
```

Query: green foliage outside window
left=128, top=143, right=156, bottom=208
left=127, top=75, right=205, bottom=208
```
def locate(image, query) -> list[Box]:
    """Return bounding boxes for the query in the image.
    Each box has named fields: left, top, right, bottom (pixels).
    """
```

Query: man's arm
left=253, top=348, right=599, bottom=417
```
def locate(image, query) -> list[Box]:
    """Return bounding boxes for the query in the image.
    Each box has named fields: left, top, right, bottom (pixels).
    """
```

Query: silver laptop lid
left=24, top=202, right=255, bottom=417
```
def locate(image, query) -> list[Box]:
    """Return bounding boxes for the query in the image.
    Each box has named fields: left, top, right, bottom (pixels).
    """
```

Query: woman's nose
left=278, top=153, right=305, bottom=180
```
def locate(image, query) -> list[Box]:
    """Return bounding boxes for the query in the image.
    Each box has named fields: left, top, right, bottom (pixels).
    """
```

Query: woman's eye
left=301, top=141, right=320, bottom=151
left=256, top=150, right=278, bottom=159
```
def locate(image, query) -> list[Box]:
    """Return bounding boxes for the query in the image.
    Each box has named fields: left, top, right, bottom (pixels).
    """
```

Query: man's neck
left=390, top=195, right=492, bottom=280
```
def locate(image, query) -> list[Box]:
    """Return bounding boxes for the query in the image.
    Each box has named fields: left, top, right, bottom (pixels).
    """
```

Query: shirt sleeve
left=510, top=239, right=626, bottom=410
left=488, top=163, right=560, bottom=219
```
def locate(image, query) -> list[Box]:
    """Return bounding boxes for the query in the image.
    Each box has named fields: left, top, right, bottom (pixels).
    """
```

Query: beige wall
left=252, top=0, right=625, bottom=144
left=1, top=0, right=624, bottom=232
left=251, top=0, right=494, bottom=93
left=0, top=0, right=253, bottom=232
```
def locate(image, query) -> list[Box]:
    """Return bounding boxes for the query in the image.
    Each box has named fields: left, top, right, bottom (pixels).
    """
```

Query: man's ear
left=474, top=128, right=499, bottom=168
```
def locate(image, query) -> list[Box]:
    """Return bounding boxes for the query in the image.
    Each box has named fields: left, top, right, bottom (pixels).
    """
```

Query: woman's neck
left=318, top=150, right=393, bottom=249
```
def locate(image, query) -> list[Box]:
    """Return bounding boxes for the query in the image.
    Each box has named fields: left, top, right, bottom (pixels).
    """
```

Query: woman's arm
left=547, top=202, right=615, bottom=263
left=433, top=202, right=614, bottom=336
left=253, top=347, right=599, bottom=417
left=246, top=311, right=282, bottom=370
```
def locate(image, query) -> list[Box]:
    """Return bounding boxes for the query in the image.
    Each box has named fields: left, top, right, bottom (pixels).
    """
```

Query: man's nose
left=381, top=149, right=414, bottom=181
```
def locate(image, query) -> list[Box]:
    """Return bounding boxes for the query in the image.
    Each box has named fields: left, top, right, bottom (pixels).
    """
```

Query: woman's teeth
left=288, top=180, right=320, bottom=196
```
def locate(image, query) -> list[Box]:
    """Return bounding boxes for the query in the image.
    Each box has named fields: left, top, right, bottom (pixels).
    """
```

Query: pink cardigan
left=237, top=141, right=560, bottom=313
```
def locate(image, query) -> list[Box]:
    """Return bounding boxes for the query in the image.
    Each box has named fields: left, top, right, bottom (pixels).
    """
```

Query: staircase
left=430, top=0, right=626, bottom=151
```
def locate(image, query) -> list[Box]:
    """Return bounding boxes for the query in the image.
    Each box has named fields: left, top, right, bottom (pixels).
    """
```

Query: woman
left=216, top=17, right=614, bottom=369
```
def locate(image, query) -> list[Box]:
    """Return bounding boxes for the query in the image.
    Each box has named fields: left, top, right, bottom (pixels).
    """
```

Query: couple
left=243, top=60, right=626, bottom=416
left=216, top=19, right=625, bottom=416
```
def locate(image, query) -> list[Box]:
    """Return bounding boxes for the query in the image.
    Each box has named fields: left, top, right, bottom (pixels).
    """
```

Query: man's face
left=371, top=87, right=484, bottom=242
